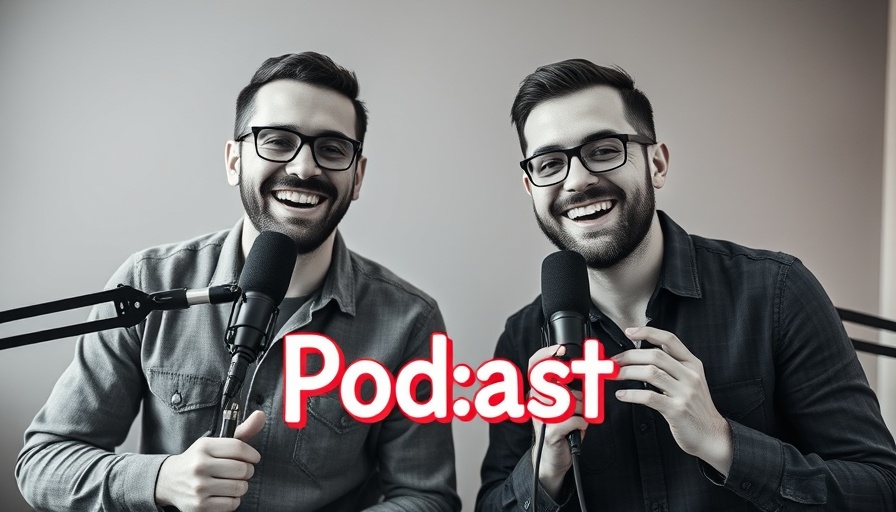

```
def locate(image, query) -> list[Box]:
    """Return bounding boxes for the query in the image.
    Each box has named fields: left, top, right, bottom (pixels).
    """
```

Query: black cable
left=572, top=451, right=588, bottom=512
left=533, top=422, right=545, bottom=512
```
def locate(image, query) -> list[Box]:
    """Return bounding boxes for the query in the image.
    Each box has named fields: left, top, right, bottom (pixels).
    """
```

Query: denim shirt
left=17, top=220, right=460, bottom=512
left=476, top=211, right=896, bottom=512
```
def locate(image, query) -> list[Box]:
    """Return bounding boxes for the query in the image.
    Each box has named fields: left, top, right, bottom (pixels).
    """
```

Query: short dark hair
left=510, top=59, right=655, bottom=154
left=234, top=52, right=368, bottom=146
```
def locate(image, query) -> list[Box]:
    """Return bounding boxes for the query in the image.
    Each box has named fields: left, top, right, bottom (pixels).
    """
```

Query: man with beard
left=476, top=59, right=896, bottom=511
left=17, top=52, right=460, bottom=512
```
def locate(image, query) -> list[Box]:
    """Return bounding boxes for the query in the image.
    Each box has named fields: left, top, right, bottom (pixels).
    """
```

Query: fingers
left=614, top=387, right=672, bottom=414
left=528, top=344, right=567, bottom=370
left=197, top=437, right=261, bottom=465
left=542, top=415, right=589, bottom=446
left=235, top=410, right=266, bottom=443
left=624, top=326, right=691, bottom=362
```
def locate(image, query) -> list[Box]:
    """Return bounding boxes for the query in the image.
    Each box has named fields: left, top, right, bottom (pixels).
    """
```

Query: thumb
left=235, top=410, right=266, bottom=442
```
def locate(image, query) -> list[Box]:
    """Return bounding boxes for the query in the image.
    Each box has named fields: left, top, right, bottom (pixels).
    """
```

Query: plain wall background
left=0, top=1, right=890, bottom=509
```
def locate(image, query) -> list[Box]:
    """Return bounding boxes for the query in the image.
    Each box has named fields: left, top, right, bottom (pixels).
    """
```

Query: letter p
left=283, top=333, right=344, bottom=428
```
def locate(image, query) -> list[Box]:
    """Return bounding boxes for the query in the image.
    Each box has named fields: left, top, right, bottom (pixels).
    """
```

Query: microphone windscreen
left=541, top=250, right=590, bottom=318
left=238, top=231, right=298, bottom=303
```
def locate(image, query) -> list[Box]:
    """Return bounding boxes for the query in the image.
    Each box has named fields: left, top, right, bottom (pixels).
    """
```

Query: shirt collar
left=316, top=230, right=356, bottom=317
left=208, top=218, right=246, bottom=288
left=208, top=219, right=356, bottom=316
left=656, top=210, right=702, bottom=299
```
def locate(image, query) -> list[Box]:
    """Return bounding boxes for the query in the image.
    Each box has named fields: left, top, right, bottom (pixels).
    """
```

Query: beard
left=240, top=172, right=354, bottom=254
left=534, top=166, right=655, bottom=269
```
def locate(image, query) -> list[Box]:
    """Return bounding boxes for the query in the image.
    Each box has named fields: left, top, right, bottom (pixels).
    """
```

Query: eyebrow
left=266, top=124, right=356, bottom=141
left=529, top=129, right=622, bottom=157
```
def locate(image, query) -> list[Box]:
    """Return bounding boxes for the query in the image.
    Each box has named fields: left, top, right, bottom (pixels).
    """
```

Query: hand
left=613, top=327, right=733, bottom=476
left=528, top=345, right=588, bottom=500
left=154, top=410, right=266, bottom=512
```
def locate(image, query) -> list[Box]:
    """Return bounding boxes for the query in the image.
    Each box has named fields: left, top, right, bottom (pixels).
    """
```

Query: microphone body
left=219, top=231, right=298, bottom=420
left=541, top=250, right=591, bottom=452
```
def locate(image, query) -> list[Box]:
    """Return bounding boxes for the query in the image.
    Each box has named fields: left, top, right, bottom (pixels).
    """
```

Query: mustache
left=261, top=174, right=338, bottom=198
left=550, top=184, right=624, bottom=216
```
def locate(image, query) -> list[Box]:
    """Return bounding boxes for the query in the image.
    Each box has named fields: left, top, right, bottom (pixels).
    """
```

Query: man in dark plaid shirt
left=475, top=59, right=896, bottom=511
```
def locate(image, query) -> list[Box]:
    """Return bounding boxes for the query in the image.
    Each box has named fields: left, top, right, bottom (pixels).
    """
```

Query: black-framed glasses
left=237, top=126, right=362, bottom=171
left=520, top=133, right=655, bottom=187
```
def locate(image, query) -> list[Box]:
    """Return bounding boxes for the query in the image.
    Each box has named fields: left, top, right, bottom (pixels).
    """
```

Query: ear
left=522, top=173, right=533, bottom=198
left=648, top=142, right=670, bottom=189
left=351, top=155, right=367, bottom=200
left=225, top=140, right=241, bottom=187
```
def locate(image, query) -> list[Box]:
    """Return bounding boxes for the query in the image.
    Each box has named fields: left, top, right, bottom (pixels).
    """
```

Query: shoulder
left=131, top=229, right=231, bottom=267
left=116, top=229, right=232, bottom=291
left=494, top=296, right=544, bottom=363
left=348, top=250, right=439, bottom=312
left=504, top=295, right=545, bottom=332
left=690, top=234, right=795, bottom=267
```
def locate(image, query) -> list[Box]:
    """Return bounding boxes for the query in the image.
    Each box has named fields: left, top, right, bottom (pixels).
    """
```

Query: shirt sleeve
left=475, top=318, right=577, bottom=512
left=707, top=258, right=896, bottom=511
left=364, top=304, right=462, bottom=512
left=15, top=255, right=169, bottom=512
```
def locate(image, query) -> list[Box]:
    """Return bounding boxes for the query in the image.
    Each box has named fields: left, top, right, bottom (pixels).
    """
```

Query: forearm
left=706, top=420, right=896, bottom=511
left=477, top=450, right=572, bottom=512
left=17, top=434, right=168, bottom=511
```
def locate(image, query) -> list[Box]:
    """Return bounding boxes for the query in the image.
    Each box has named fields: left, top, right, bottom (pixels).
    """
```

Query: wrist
left=531, top=450, right=568, bottom=500
left=701, top=417, right=733, bottom=477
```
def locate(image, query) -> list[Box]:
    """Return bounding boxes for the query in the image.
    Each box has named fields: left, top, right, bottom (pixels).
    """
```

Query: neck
left=587, top=213, right=664, bottom=326
left=240, top=217, right=335, bottom=298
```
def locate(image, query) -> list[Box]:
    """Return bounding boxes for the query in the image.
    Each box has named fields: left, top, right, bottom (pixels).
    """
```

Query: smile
left=564, top=200, right=615, bottom=221
left=273, top=190, right=325, bottom=208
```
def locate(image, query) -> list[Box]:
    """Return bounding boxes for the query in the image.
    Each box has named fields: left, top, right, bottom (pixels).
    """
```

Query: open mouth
left=273, top=190, right=325, bottom=209
left=565, top=200, right=615, bottom=222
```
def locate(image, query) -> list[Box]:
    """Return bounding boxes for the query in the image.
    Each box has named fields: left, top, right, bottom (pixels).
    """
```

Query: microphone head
left=541, top=250, right=590, bottom=318
left=238, top=231, right=298, bottom=303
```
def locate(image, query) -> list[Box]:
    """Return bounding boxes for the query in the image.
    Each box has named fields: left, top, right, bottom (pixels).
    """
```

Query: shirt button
left=651, top=504, right=660, bottom=512
left=340, top=416, right=352, bottom=428
left=170, top=392, right=182, bottom=406
left=639, top=423, right=649, bottom=433
left=255, top=394, right=265, bottom=405
left=523, top=499, right=530, bottom=509
left=741, top=481, right=753, bottom=491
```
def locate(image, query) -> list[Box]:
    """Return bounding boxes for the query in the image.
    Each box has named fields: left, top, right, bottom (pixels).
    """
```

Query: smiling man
left=17, top=52, right=460, bottom=512
left=476, top=59, right=896, bottom=511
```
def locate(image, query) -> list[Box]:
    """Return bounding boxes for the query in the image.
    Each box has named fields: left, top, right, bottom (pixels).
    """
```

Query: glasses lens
left=581, top=138, right=625, bottom=172
left=527, top=153, right=569, bottom=186
left=255, top=128, right=301, bottom=162
left=312, top=137, right=356, bottom=170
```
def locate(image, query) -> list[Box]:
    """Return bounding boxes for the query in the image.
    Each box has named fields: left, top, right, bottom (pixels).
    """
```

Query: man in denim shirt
left=17, top=52, right=460, bottom=512
left=476, top=59, right=896, bottom=511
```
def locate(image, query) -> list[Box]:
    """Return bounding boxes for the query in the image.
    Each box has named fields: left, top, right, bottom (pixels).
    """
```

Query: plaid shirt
left=476, top=211, right=896, bottom=512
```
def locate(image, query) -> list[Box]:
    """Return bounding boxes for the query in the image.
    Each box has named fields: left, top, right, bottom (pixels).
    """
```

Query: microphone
left=219, top=231, right=297, bottom=412
left=540, top=250, right=591, bottom=454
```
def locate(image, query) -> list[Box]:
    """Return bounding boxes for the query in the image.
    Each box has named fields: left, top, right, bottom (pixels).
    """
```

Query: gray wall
left=0, top=1, right=888, bottom=509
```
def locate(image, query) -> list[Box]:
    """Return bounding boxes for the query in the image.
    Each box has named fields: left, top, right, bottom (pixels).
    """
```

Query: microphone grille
left=238, top=231, right=298, bottom=303
left=541, top=250, right=591, bottom=317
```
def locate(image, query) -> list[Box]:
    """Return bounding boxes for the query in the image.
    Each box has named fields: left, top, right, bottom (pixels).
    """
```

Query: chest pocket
left=147, top=368, right=222, bottom=438
left=711, top=378, right=766, bottom=428
left=293, top=393, right=370, bottom=484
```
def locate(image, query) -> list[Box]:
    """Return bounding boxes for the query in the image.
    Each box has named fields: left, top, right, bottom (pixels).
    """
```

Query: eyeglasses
left=520, top=133, right=655, bottom=187
left=237, top=126, right=362, bottom=171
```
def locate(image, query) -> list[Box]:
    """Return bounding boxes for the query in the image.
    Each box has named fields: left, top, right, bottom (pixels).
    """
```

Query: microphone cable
left=531, top=423, right=588, bottom=512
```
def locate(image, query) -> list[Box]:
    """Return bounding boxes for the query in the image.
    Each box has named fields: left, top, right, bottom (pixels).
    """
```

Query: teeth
left=567, top=200, right=613, bottom=220
left=275, top=190, right=321, bottom=206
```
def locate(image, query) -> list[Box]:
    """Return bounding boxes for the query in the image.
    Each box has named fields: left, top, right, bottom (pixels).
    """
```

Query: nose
left=563, top=155, right=599, bottom=191
left=284, top=144, right=322, bottom=179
